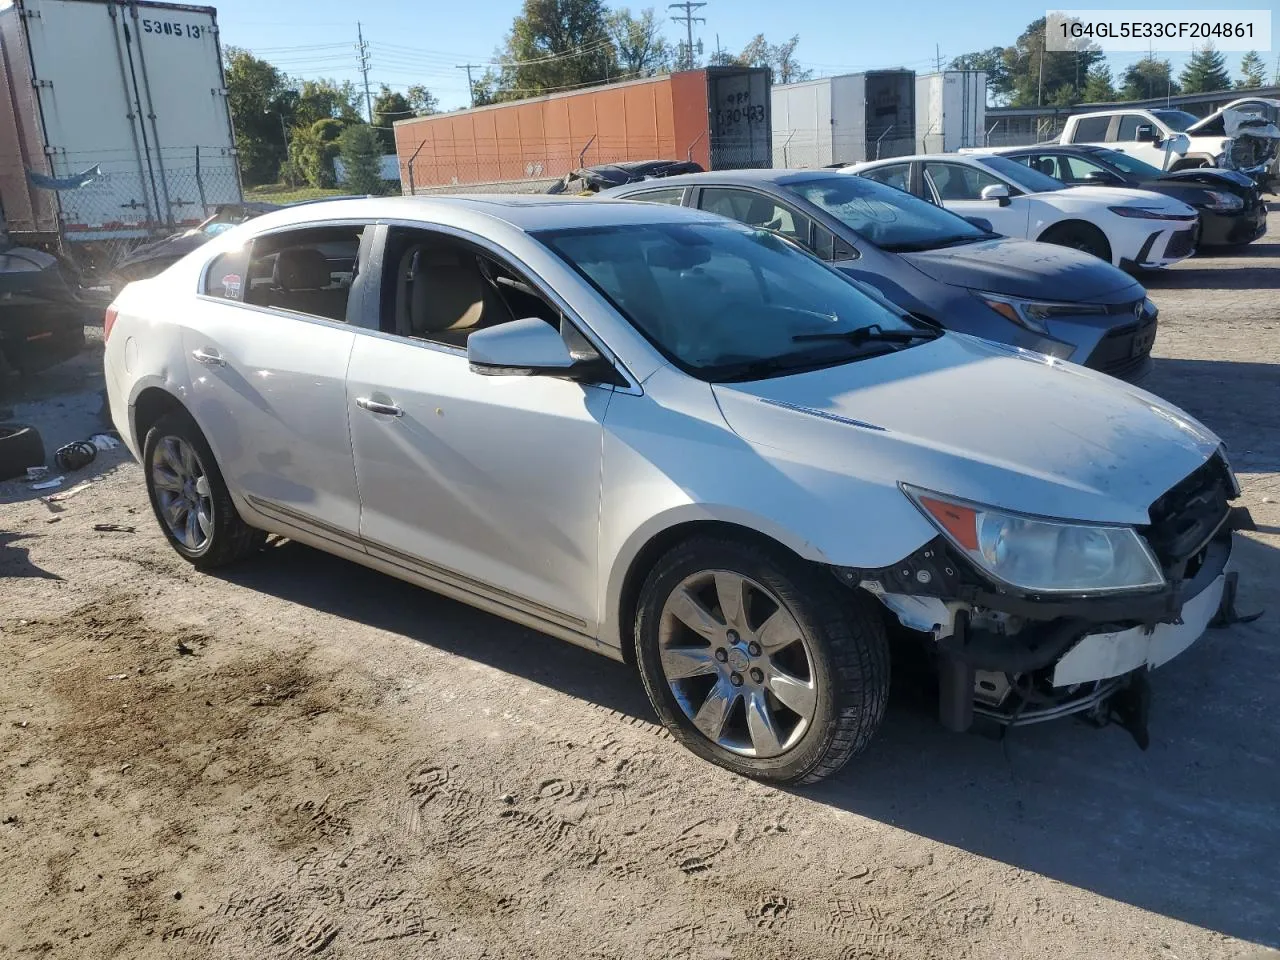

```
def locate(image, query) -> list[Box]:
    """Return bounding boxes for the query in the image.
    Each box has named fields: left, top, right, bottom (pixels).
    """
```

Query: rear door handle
left=355, top=397, right=404, bottom=418
left=191, top=348, right=226, bottom=367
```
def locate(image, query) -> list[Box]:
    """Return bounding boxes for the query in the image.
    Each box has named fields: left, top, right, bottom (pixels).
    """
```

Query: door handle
left=356, top=397, right=404, bottom=418
left=191, top=348, right=226, bottom=367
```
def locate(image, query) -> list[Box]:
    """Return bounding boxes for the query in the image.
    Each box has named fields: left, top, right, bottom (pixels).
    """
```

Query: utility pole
left=357, top=22, right=373, bottom=123
left=668, top=1, right=706, bottom=71
left=935, top=44, right=942, bottom=73
left=456, top=64, right=481, bottom=108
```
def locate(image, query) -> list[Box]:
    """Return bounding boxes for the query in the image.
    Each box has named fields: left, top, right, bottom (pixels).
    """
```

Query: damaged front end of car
left=1219, top=109, right=1280, bottom=181
left=835, top=450, right=1257, bottom=748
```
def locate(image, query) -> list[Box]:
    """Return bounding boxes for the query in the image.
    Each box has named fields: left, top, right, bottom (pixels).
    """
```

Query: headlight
left=903, top=485, right=1166, bottom=594
left=974, top=291, right=1104, bottom=338
left=1107, top=205, right=1193, bottom=220
left=1197, top=190, right=1244, bottom=212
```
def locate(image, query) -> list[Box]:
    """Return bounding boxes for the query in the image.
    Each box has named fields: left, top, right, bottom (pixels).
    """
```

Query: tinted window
left=859, top=163, right=910, bottom=191
left=922, top=161, right=1006, bottom=201
left=1152, top=109, right=1198, bottom=132
left=788, top=175, right=987, bottom=252
left=1017, top=153, right=1111, bottom=184
left=697, top=188, right=812, bottom=246
left=538, top=222, right=927, bottom=380
left=1115, top=114, right=1150, bottom=141
left=621, top=187, right=686, bottom=205
left=241, top=226, right=365, bottom=322
left=809, top=223, right=858, bottom=262
left=1090, top=148, right=1165, bottom=179
left=1069, top=116, right=1111, bottom=143
left=974, top=155, right=1065, bottom=193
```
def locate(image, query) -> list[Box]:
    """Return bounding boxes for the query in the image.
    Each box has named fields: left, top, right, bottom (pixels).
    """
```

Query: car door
left=1110, top=113, right=1170, bottom=168
left=185, top=223, right=371, bottom=537
left=920, top=161, right=1030, bottom=238
left=344, top=224, right=616, bottom=634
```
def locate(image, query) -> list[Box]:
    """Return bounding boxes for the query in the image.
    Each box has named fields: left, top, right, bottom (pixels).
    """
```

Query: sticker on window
left=220, top=274, right=242, bottom=299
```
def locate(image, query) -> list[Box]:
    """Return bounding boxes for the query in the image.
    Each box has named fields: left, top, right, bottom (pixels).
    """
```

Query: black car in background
left=984, top=144, right=1267, bottom=247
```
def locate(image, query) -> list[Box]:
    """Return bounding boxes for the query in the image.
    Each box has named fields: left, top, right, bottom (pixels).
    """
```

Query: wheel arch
left=130, top=381, right=188, bottom=453
left=1036, top=218, right=1114, bottom=263
left=607, top=510, right=833, bottom=666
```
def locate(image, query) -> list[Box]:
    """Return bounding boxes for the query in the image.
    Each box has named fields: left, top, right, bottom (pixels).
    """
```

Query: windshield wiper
left=791, top=323, right=942, bottom=345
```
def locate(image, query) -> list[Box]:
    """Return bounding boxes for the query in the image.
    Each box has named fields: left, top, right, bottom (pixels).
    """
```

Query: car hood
left=711, top=334, right=1220, bottom=526
left=897, top=236, right=1141, bottom=302
left=1051, top=184, right=1198, bottom=213
left=1157, top=167, right=1256, bottom=191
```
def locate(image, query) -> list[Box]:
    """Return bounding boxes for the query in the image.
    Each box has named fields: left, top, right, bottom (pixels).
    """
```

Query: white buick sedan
left=104, top=196, right=1246, bottom=783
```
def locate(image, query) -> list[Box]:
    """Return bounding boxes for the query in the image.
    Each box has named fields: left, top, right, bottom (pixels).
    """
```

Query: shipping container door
left=709, top=70, right=770, bottom=169
left=23, top=0, right=157, bottom=239
left=127, top=3, right=240, bottom=225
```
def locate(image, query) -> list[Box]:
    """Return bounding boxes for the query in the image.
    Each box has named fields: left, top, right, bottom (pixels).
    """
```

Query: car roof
left=986, top=144, right=1104, bottom=156
left=857, top=153, right=985, bottom=167
left=236, top=193, right=727, bottom=234
left=603, top=168, right=840, bottom=192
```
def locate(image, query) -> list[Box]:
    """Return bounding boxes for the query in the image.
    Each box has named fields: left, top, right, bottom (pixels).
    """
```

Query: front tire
left=143, top=410, right=264, bottom=568
left=1039, top=221, right=1113, bottom=263
left=634, top=536, right=890, bottom=784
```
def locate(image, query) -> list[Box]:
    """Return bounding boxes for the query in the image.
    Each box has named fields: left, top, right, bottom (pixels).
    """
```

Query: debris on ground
left=92, top=523, right=135, bottom=533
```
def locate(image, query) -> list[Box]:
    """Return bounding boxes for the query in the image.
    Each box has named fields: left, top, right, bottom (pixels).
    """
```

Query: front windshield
left=537, top=221, right=930, bottom=380
left=1152, top=109, right=1198, bottom=132
left=787, top=175, right=988, bottom=252
left=1091, top=148, right=1165, bottom=179
left=976, top=155, right=1066, bottom=193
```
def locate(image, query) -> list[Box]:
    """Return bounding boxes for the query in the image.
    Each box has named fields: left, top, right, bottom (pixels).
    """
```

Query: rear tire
left=1039, top=221, right=1113, bottom=263
left=142, top=410, right=264, bottom=569
left=634, top=536, right=890, bottom=784
left=0, top=423, right=46, bottom=480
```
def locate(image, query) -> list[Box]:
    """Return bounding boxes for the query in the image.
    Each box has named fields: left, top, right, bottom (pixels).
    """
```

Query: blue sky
left=214, top=0, right=1280, bottom=111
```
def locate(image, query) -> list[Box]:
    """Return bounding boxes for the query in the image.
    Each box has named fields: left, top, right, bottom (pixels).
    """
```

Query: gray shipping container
left=771, top=70, right=916, bottom=168
left=915, top=71, right=986, bottom=153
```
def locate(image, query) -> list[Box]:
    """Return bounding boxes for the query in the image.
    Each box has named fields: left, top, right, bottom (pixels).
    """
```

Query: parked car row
left=102, top=182, right=1254, bottom=784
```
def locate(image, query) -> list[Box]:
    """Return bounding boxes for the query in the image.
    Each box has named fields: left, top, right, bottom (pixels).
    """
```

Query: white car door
left=185, top=223, right=370, bottom=536
left=344, top=226, right=613, bottom=633
left=1109, top=113, right=1172, bottom=168
left=920, top=160, right=1031, bottom=238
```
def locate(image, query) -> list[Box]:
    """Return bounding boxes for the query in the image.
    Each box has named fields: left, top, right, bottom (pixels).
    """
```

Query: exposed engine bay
left=843, top=452, right=1259, bottom=748
left=1221, top=109, right=1280, bottom=178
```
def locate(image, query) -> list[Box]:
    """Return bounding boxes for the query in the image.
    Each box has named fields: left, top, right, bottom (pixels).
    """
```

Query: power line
left=668, top=1, right=706, bottom=71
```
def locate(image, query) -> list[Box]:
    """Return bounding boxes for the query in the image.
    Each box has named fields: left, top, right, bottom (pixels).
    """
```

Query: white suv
left=104, top=196, right=1246, bottom=783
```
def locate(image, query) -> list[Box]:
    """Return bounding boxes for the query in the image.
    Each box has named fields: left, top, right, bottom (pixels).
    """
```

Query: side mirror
left=1163, top=132, right=1190, bottom=156
left=979, top=183, right=1011, bottom=207
left=468, top=317, right=619, bottom=384
left=1084, top=170, right=1122, bottom=184
left=1135, top=124, right=1157, bottom=143
left=962, top=215, right=994, bottom=232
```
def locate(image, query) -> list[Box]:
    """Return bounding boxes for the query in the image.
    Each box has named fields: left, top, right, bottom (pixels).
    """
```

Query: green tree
left=339, top=124, right=387, bottom=195
left=493, top=0, right=617, bottom=99
left=607, top=7, right=671, bottom=77
left=1180, top=44, right=1231, bottom=93
left=406, top=84, right=440, bottom=115
left=950, top=47, right=1012, bottom=103
left=1049, top=83, right=1079, bottom=107
left=291, top=118, right=346, bottom=188
left=1237, top=51, right=1268, bottom=89
left=292, top=78, right=363, bottom=128
left=372, top=86, right=413, bottom=151
left=1082, top=63, right=1116, bottom=102
left=224, top=47, right=290, bottom=185
left=736, top=34, right=812, bottom=85
left=1119, top=56, right=1179, bottom=101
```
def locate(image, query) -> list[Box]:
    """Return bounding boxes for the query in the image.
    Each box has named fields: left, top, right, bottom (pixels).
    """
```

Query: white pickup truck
left=1060, top=105, right=1280, bottom=183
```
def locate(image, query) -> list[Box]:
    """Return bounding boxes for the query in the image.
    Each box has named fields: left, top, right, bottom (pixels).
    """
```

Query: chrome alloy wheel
left=150, top=435, right=213, bottom=551
left=658, top=570, right=818, bottom=758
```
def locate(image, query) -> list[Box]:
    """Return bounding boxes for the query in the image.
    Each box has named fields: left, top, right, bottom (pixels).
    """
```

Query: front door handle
left=356, top=397, right=404, bottom=418
left=191, top=348, right=226, bottom=367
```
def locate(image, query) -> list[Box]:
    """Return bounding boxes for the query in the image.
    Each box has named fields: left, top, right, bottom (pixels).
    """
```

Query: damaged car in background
left=105, top=197, right=1255, bottom=784
left=0, top=237, right=90, bottom=384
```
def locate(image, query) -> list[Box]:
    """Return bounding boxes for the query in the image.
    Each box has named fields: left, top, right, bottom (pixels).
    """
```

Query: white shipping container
left=915, top=71, right=986, bottom=153
left=771, top=72, right=916, bottom=168
left=0, top=0, right=240, bottom=244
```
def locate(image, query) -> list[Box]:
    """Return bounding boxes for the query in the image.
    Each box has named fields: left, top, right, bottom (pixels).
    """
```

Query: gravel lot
left=3, top=216, right=1279, bottom=960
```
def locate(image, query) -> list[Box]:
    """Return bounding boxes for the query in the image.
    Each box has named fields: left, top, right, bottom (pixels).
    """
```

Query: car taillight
left=104, top=305, right=119, bottom=341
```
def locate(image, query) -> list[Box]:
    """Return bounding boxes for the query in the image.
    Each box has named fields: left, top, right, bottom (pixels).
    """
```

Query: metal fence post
left=195, top=146, right=208, bottom=213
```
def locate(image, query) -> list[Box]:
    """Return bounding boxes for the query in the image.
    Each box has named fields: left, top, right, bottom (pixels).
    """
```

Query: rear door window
left=620, top=187, right=686, bottom=205
left=1067, top=116, right=1110, bottom=143
left=241, top=225, right=367, bottom=323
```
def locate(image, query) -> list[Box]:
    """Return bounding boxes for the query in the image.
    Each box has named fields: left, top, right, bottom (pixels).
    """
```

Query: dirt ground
left=3, top=216, right=1280, bottom=960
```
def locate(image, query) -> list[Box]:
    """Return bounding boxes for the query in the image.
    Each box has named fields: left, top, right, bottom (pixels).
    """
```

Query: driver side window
left=697, top=188, right=813, bottom=247
left=378, top=228, right=561, bottom=349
